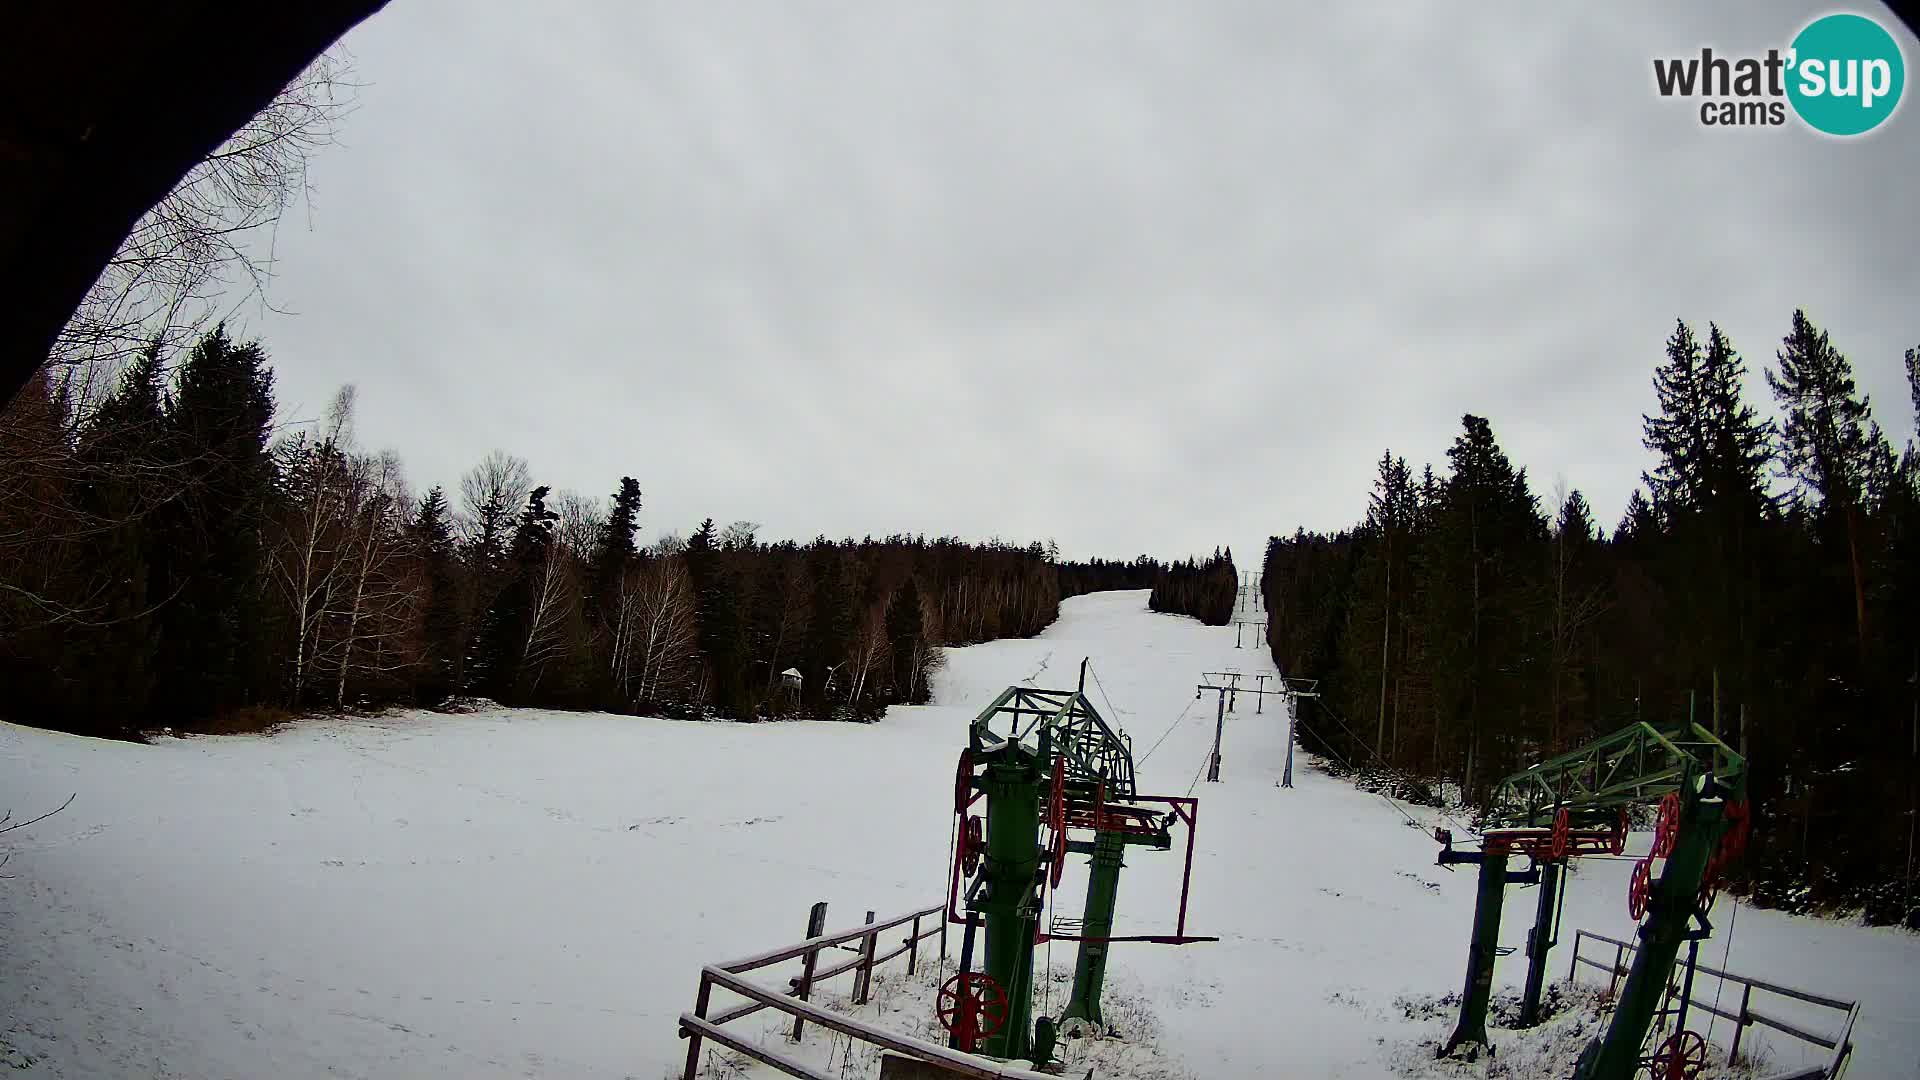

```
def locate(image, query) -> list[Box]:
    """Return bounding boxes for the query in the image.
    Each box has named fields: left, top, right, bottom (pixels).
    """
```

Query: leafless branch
left=0, top=793, right=76, bottom=835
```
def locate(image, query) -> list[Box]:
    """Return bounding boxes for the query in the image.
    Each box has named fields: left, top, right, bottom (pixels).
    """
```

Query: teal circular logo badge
left=1787, top=13, right=1905, bottom=136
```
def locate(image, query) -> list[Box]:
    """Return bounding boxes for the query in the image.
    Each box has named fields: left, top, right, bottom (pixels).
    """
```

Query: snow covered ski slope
left=1, top=591, right=1914, bottom=1078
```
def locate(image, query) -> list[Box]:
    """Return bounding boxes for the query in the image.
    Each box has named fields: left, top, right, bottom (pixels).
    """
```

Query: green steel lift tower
left=1433, top=720, right=1749, bottom=1080
left=942, top=679, right=1211, bottom=1062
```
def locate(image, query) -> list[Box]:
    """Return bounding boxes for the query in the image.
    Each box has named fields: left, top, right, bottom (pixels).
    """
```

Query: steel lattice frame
left=971, top=686, right=1137, bottom=800
left=958, top=683, right=1211, bottom=1052
left=1488, top=721, right=1745, bottom=827
left=1443, top=718, right=1749, bottom=1080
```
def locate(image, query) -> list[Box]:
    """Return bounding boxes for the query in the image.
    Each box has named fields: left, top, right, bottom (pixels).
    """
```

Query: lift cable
left=1306, top=695, right=1483, bottom=838
left=1292, top=720, right=1427, bottom=830
left=1135, top=695, right=1199, bottom=767
left=939, top=802, right=956, bottom=987
left=1705, top=895, right=1741, bottom=1049
left=1042, top=864, right=1056, bottom=1018
left=1186, top=741, right=1213, bottom=798
left=1085, top=661, right=1126, bottom=732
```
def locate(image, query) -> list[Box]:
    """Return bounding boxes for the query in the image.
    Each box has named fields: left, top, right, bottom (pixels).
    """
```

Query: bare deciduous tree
left=518, top=539, right=578, bottom=697
left=268, top=387, right=356, bottom=704
left=844, top=608, right=891, bottom=711
left=458, top=450, right=532, bottom=565
left=50, top=52, right=359, bottom=416
left=627, top=555, right=699, bottom=707
left=326, top=450, right=415, bottom=707
left=758, top=561, right=812, bottom=703
left=269, top=388, right=418, bottom=709
left=719, top=520, right=761, bottom=551
left=550, top=489, right=604, bottom=563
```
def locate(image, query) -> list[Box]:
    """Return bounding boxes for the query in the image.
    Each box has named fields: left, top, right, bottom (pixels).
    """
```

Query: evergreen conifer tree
left=474, top=486, right=557, bottom=703
left=589, top=477, right=642, bottom=606
left=412, top=486, right=463, bottom=703
left=886, top=575, right=928, bottom=704
left=1768, top=310, right=1882, bottom=647
left=803, top=542, right=853, bottom=717
left=68, top=346, right=169, bottom=728
left=685, top=517, right=745, bottom=715
left=150, top=326, right=277, bottom=724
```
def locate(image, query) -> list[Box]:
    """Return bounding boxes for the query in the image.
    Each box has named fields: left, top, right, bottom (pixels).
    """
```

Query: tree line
left=1149, top=549, right=1239, bottom=625
left=1059, top=554, right=1163, bottom=600
left=0, top=327, right=1164, bottom=736
left=1262, top=310, right=1919, bottom=925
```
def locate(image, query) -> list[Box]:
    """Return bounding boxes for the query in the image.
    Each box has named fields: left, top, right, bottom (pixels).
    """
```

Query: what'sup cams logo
left=1653, top=12, right=1906, bottom=135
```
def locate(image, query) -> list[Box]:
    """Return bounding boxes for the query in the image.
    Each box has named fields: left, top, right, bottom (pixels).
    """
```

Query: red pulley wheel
left=1611, top=806, right=1629, bottom=856
left=1551, top=806, right=1570, bottom=860
left=1046, top=756, right=1067, bottom=887
left=1653, top=792, right=1681, bottom=859
left=960, top=815, right=984, bottom=877
left=937, top=972, right=1008, bottom=1052
left=1049, top=756, right=1066, bottom=836
left=1721, top=800, right=1751, bottom=862
left=1698, top=845, right=1723, bottom=913
left=1628, top=857, right=1653, bottom=921
left=1652, top=1030, right=1707, bottom=1080
left=954, top=748, right=974, bottom=816
left=1048, top=809, right=1067, bottom=888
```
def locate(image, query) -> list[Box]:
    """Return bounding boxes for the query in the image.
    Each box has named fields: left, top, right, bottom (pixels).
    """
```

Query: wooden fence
left=1568, top=928, right=1858, bottom=1078
left=677, top=901, right=1053, bottom=1080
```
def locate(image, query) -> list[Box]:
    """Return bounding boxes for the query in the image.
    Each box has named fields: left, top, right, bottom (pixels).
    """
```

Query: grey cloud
left=244, top=0, right=1919, bottom=562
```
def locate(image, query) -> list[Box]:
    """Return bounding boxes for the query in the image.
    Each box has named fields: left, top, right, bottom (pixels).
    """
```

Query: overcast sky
left=238, top=1, right=1919, bottom=563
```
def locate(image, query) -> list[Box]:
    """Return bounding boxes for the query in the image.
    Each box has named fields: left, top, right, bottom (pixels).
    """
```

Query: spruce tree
left=1341, top=451, right=1415, bottom=758
left=412, top=487, right=463, bottom=704
left=589, top=477, right=642, bottom=606
left=1547, top=489, right=1603, bottom=748
left=1697, top=325, right=1776, bottom=520
left=685, top=517, right=745, bottom=716
left=1642, top=319, right=1712, bottom=515
left=68, top=347, right=168, bottom=729
left=149, top=326, right=277, bottom=724
left=1431, top=414, right=1546, bottom=794
left=886, top=575, right=928, bottom=704
left=474, top=486, right=557, bottom=703
left=1768, top=310, right=1881, bottom=647
left=1906, top=347, right=1920, bottom=437
left=1641, top=319, right=1775, bottom=710
left=803, top=541, right=853, bottom=717
left=584, top=477, right=643, bottom=707
left=1615, top=488, right=1659, bottom=545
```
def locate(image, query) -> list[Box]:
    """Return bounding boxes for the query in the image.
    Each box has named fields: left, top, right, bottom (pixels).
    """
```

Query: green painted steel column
left=1061, top=829, right=1126, bottom=1028
left=979, top=753, right=1042, bottom=1060
left=1518, top=859, right=1561, bottom=1028
left=1575, top=795, right=1723, bottom=1080
left=1442, top=846, right=1511, bottom=1056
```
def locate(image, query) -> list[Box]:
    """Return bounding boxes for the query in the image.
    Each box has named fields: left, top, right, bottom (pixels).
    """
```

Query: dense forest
left=1148, top=549, right=1240, bottom=625
left=1060, top=555, right=1163, bottom=600
left=0, top=328, right=1166, bottom=737
left=1263, top=311, right=1919, bottom=926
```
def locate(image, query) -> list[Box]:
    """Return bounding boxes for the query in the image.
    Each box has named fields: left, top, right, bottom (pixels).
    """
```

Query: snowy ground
left=1, top=591, right=1915, bottom=1078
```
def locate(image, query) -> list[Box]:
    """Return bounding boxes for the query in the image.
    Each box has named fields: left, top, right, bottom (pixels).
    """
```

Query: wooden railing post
left=854, top=910, right=878, bottom=1005
left=1567, top=931, right=1580, bottom=984
left=908, top=913, right=922, bottom=975
left=1729, top=983, right=1753, bottom=1064
left=683, top=972, right=713, bottom=1080
left=939, top=911, right=949, bottom=961
left=790, top=901, right=829, bottom=1041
